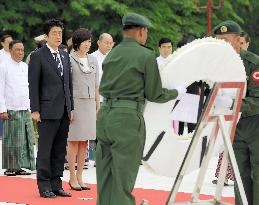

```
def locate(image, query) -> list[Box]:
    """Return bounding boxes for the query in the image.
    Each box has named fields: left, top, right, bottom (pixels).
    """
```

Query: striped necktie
left=53, top=52, right=63, bottom=76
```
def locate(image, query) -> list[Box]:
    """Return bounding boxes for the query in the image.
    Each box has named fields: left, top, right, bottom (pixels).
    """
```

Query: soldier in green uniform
left=96, top=13, right=185, bottom=205
left=213, top=21, right=259, bottom=205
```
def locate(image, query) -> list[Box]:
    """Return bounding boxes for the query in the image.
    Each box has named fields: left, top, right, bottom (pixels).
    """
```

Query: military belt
left=102, top=98, right=145, bottom=113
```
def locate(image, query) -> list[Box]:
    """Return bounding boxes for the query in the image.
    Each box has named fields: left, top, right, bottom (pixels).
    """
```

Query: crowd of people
left=0, top=19, right=115, bottom=198
left=0, top=12, right=259, bottom=205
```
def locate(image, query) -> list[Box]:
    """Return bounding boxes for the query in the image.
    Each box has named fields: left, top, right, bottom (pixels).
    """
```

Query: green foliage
left=0, top=0, right=258, bottom=55
left=231, top=0, right=259, bottom=54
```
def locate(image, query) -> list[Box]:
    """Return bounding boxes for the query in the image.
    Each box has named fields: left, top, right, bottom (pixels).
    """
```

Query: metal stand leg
left=166, top=116, right=247, bottom=205
left=218, top=115, right=248, bottom=205
left=192, top=122, right=219, bottom=203
left=166, top=122, right=207, bottom=205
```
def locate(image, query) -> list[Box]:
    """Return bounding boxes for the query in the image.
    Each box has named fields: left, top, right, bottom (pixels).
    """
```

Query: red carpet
left=0, top=176, right=234, bottom=204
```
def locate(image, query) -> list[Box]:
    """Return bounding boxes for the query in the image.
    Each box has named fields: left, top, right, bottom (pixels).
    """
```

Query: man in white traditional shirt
left=91, top=33, right=114, bottom=85
left=0, top=40, right=35, bottom=176
left=0, top=34, right=13, bottom=64
left=0, top=35, right=13, bottom=139
left=156, top=38, right=173, bottom=67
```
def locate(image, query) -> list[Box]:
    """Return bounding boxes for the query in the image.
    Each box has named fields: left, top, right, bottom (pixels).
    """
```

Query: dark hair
left=72, top=28, right=92, bottom=51
left=177, top=36, right=196, bottom=48
left=66, top=32, right=73, bottom=40
left=9, top=40, right=23, bottom=49
left=43, top=19, right=64, bottom=35
left=67, top=45, right=73, bottom=53
left=240, top=31, right=250, bottom=43
left=1, top=34, right=12, bottom=43
left=158, top=38, right=172, bottom=47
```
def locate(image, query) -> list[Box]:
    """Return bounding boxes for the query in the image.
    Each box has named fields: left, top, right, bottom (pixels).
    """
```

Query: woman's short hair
left=72, top=28, right=92, bottom=51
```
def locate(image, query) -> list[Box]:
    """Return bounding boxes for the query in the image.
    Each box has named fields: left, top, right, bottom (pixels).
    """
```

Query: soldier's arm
left=144, top=52, right=178, bottom=103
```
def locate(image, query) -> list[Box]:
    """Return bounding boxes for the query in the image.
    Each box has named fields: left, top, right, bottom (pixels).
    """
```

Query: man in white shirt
left=91, top=33, right=114, bottom=84
left=0, top=34, right=13, bottom=64
left=0, top=40, right=35, bottom=176
left=0, top=35, right=12, bottom=139
left=156, top=38, right=173, bottom=67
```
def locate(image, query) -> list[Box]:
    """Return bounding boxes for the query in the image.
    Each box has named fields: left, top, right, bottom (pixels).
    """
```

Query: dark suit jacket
left=28, top=45, right=74, bottom=119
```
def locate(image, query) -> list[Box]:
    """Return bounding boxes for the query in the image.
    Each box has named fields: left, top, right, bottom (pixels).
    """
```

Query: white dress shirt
left=90, top=49, right=107, bottom=102
left=90, top=49, right=107, bottom=82
left=46, top=43, right=64, bottom=76
left=0, top=48, right=11, bottom=64
left=156, top=55, right=168, bottom=68
left=0, top=58, right=30, bottom=113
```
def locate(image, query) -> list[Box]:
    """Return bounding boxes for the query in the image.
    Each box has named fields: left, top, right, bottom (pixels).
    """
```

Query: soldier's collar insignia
left=220, top=26, right=228, bottom=33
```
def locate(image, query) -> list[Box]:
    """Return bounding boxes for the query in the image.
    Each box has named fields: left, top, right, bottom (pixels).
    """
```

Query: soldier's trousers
left=233, top=115, right=259, bottom=205
left=96, top=101, right=145, bottom=205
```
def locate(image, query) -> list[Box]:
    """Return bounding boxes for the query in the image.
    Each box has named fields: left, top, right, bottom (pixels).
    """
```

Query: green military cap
left=213, top=20, right=242, bottom=35
left=122, top=12, right=151, bottom=28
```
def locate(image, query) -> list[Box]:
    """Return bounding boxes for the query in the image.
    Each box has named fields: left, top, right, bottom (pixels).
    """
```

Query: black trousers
left=36, top=112, right=69, bottom=192
left=178, top=121, right=196, bottom=135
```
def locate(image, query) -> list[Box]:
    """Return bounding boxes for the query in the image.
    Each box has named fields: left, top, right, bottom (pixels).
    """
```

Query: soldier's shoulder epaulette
left=241, top=49, right=259, bottom=65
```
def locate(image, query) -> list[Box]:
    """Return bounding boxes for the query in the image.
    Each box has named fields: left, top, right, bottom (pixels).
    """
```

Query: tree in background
left=231, top=0, right=259, bottom=54
left=0, top=0, right=257, bottom=55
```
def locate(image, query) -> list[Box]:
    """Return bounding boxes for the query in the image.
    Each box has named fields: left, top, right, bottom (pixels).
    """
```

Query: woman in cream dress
left=67, top=28, right=99, bottom=190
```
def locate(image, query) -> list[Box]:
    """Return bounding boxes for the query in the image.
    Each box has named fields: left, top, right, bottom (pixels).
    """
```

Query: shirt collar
left=9, top=57, right=22, bottom=65
left=46, top=43, right=59, bottom=54
left=96, top=49, right=107, bottom=57
left=158, top=55, right=167, bottom=60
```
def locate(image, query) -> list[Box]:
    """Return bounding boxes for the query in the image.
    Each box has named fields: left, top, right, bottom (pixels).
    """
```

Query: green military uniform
left=234, top=49, right=259, bottom=205
left=214, top=21, right=259, bottom=205
left=96, top=13, right=178, bottom=205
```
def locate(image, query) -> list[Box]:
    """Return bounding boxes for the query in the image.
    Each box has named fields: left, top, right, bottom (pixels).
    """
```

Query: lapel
left=43, top=45, right=62, bottom=79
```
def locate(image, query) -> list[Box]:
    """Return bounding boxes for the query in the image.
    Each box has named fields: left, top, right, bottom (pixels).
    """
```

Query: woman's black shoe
left=81, top=186, right=91, bottom=190
left=69, top=181, right=82, bottom=191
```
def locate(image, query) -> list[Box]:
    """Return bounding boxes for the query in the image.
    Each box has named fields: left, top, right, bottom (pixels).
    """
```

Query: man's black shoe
left=53, top=189, right=72, bottom=197
left=39, top=190, right=57, bottom=198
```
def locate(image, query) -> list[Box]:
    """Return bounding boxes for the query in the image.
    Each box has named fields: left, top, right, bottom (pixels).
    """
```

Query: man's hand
left=31, top=112, right=41, bottom=122
left=0, top=112, right=9, bottom=120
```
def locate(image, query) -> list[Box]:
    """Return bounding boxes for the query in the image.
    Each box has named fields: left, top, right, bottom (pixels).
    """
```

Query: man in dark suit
left=28, top=19, right=73, bottom=198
